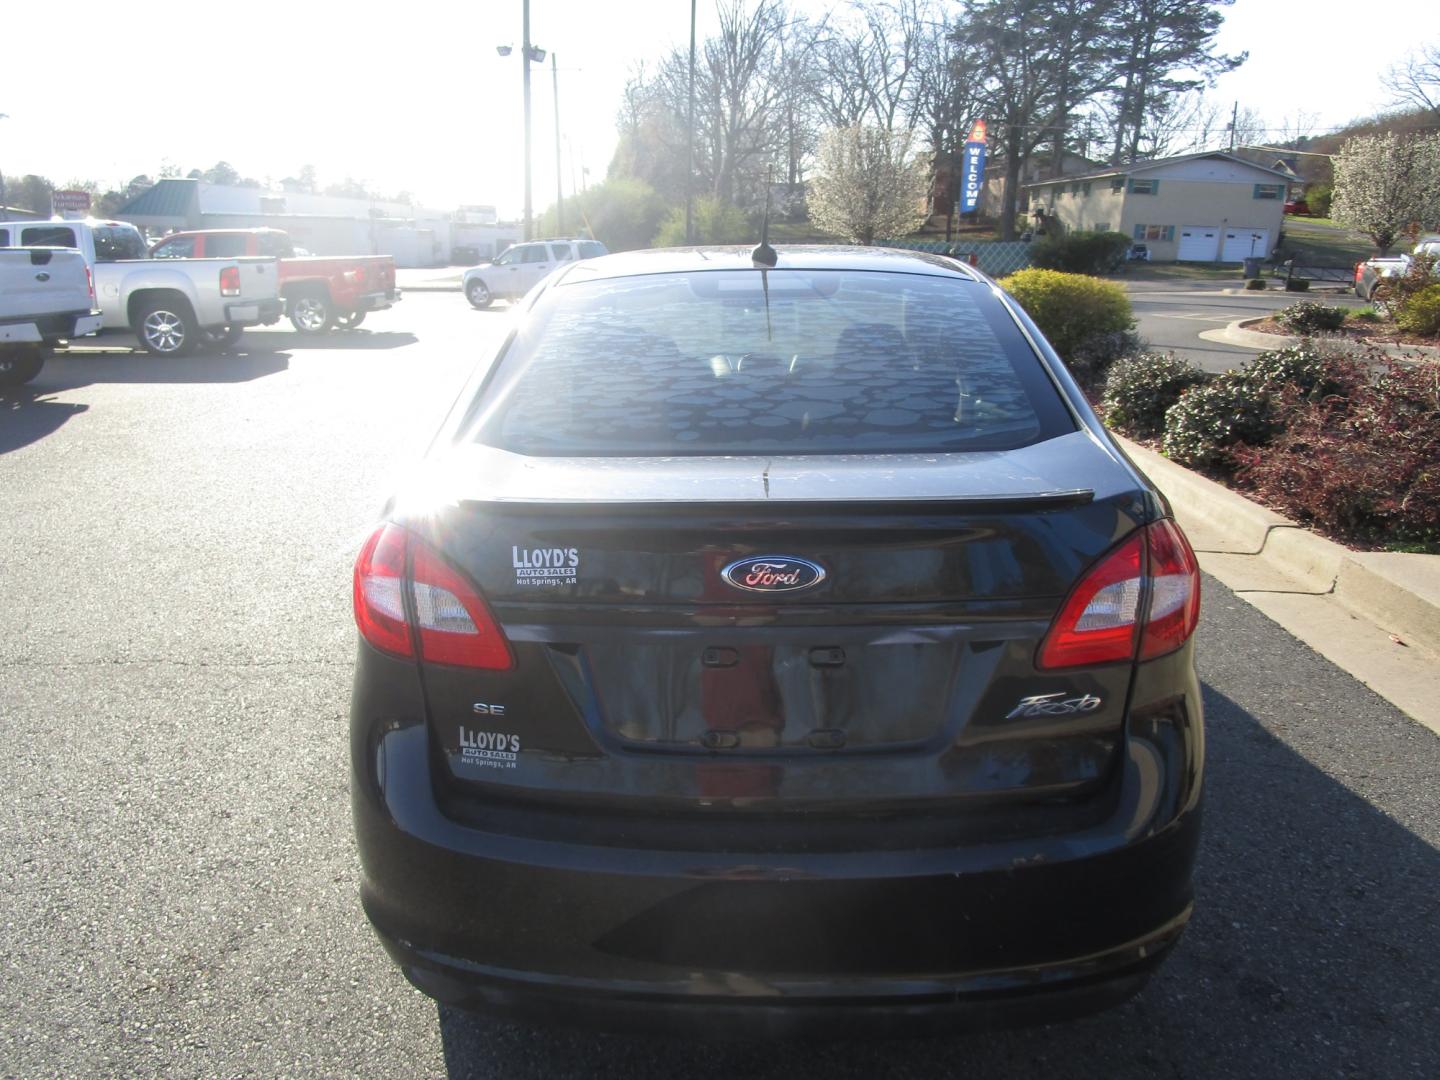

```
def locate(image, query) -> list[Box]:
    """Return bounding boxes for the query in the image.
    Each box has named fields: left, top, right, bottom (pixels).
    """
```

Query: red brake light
left=1038, top=531, right=1145, bottom=669
left=219, top=266, right=241, bottom=297
left=352, top=524, right=514, bottom=670
left=85, top=266, right=95, bottom=306
left=1037, top=520, right=1200, bottom=670
left=1139, top=519, right=1201, bottom=661
left=354, top=524, right=413, bottom=658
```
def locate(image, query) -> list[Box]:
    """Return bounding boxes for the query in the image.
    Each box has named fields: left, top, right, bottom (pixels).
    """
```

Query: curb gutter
left=1202, top=318, right=1440, bottom=358
left=1117, top=435, right=1440, bottom=735
left=1118, top=436, right=1440, bottom=657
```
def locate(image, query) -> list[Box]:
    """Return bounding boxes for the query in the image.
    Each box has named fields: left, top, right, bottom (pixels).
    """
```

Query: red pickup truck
left=149, top=228, right=400, bottom=334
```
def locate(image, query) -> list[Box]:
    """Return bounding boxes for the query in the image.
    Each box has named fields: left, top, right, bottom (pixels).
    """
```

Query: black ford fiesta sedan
left=350, top=246, right=1203, bottom=1038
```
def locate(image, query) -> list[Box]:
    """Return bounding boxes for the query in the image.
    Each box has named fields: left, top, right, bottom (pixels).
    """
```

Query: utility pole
left=522, top=0, right=534, bottom=240
left=685, top=0, right=697, bottom=244
left=1228, top=101, right=1238, bottom=152
left=552, top=53, right=564, bottom=235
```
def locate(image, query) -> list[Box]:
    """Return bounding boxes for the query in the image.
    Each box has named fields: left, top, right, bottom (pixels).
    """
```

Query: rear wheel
left=137, top=299, right=198, bottom=357
left=336, top=310, right=367, bottom=329
left=465, top=279, right=492, bottom=310
left=200, top=325, right=245, bottom=350
left=0, top=346, right=46, bottom=387
left=290, top=294, right=334, bottom=334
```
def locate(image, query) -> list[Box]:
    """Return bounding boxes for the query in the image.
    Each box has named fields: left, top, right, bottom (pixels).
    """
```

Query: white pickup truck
left=0, top=219, right=283, bottom=356
left=0, top=247, right=103, bottom=386
left=1353, top=234, right=1440, bottom=300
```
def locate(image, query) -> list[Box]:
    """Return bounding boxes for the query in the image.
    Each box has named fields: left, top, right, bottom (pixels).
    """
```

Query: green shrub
left=1284, top=277, right=1311, bottom=292
left=1306, top=184, right=1332, bottom=218
left=1395, top=283, right=1440, bottom=337
left=1245, top=277, right=1268, bottom=290
left=1161, top=344, right=1366, bottom=467
left=537, top=177, right=665, bottom=252
left=1276, top=301, right=1347, bottom=334
left=1027, top=231, right=1133, bottom=275
left=1162, top=374, right=1271, bottom=466
left=997, top=268, right=1134, bottom=364
left=1102, top=352, right=1207, bottom=437
left=653, top=196, right=753, bottom=247
left=1066, top=329, right=1144, bottom=392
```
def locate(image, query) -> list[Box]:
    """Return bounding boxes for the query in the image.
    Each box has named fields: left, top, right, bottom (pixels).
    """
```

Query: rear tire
left=200, top=325, right=245, bottom=350
left=289, top=294, right=334, bottom=334
left=0, top=346, right=46, bottom=387
left=137, top=299, right=199, bottom=357
left=465, top=279, right=492, bottom=310
left=336, top=310, right=367, bottom=329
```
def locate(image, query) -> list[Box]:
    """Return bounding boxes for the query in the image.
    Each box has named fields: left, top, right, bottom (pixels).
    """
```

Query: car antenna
left=751, top=170, right=777, bottom=268
left=752, top=169, right=777, bottom=341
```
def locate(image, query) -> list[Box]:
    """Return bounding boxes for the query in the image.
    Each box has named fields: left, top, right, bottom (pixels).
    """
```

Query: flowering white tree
left=1331, top=131, right=1440, bottom=254
left=807, top=125, right=929, bottom=245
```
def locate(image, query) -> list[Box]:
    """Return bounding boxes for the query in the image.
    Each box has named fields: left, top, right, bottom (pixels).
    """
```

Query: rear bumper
left=224, top=299, right=284, bottom=326
left=0, top=309, right=102, bottom=345
left=352, top=652, right=1204, bottom=1036
left=356, top=289, right=400, bottom=312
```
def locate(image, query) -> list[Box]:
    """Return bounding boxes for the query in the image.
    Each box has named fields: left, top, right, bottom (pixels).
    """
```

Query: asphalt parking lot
left=2, top=293, right=1437, bottom=1079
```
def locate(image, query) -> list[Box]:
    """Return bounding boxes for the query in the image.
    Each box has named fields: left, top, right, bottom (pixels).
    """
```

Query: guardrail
left=1268, top=259, right=1355, bottom=285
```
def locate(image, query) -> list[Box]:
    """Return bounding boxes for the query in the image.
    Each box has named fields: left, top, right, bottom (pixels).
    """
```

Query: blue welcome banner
left=960, top=120, right=988, bottom=214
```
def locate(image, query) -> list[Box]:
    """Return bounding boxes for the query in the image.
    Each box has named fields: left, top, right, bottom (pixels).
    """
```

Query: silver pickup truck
left=0, top=247, right=103, bottom=386
left=0, top=219, right=282, bottom=356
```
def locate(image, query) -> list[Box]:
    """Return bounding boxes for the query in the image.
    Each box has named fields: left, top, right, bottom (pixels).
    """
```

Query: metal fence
left=1268, top=260, right=1356, bottom=285
left=881, top=239, right=1033, bottom=277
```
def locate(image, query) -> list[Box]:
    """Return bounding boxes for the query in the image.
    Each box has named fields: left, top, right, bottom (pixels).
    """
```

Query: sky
left=0, top=0, right=1433, bottom=218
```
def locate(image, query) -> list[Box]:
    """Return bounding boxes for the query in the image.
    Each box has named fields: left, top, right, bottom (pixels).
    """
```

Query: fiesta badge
left=721, top=555, right=827, bottom=594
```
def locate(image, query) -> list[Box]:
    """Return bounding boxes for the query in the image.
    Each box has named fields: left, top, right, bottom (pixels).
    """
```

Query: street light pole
left=685, top=0, right=696, bottom=244
left=522, top=0, right=534, bottom=241
left=552, top=53, right=564, bottom=235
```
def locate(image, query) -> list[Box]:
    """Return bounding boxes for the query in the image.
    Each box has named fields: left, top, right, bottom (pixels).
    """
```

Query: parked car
left=1353, top=234, right=1440, bottom=300
left=0, top=247, right=103, bottom=385
left=149, top=228, right=399, bottom=333
left=351, top=245, right=1205, bottom=1036
left=463, top=237, right=608, bottom=309
left=1283, top=198, right=1310, bottom=216
left=1, top=219, right=283, bottom=356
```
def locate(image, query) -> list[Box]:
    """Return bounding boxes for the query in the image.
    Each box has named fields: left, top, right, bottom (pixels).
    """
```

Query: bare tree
left=1384, top=44, right=1440, bottom=119
left=808, top=125, right=930, bottom=243
left=811, top=0, right=933, bottom=132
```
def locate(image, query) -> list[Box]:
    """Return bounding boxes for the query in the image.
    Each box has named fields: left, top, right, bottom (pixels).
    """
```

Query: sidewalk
left=1200, top=317, right=1440, bottom=359
left=1120, top=436, right=1440, bottom=735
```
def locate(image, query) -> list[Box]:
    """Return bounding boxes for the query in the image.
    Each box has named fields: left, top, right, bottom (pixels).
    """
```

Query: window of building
left=1110, top=178, right=1125, bottom=193
left=1128, top=178, right=1159, bottom=195
left=1132, top=224, right=1174, bottom=242
left=1253, top=183, right=1285, bottom=200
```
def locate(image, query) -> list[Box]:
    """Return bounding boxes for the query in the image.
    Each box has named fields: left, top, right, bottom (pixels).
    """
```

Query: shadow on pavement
left=435, top=680, right=1440, bottom=1079
left=251, top=330, right=420, bottom=351
left=35, top=347, right=291, bottom=388
left=0, top=389, right=89, bottom=455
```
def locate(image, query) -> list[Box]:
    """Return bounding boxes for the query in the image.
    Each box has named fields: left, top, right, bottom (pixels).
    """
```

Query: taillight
left=1139, top=519, right=1201, bottom=661
left=1354, top=262, right=1364, bottom=283
left=1037, top=520, right=1200, bottom=670
left=352, top=524, right=514, bottom=670
left=85, top=266, right=95, bottom=306
left=219, top=266, right=241, bottom=297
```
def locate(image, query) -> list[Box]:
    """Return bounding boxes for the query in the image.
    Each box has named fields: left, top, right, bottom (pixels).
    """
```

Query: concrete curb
left=1202, top=318, right=1440, bottom=358
left=1117, top=436, right=1440, bottom=657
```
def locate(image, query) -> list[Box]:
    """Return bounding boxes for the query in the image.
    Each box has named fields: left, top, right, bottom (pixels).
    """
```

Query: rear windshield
left=474, top=269, right=1073, bottom=456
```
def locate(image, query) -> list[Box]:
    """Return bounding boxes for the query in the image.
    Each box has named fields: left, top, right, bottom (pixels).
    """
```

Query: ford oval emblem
left=721, top=555, right=827, bottom=594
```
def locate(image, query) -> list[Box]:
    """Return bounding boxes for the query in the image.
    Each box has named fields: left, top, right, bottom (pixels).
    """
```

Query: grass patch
left=1121, top=262, right=1247, bottom=283
left=1279, top=217, right=1374, bottom=265
left=1386, top=540, right=1440, bottom=554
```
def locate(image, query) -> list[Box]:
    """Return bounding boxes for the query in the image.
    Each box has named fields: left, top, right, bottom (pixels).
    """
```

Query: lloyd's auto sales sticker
left=512, top=545, right=579, bottom=587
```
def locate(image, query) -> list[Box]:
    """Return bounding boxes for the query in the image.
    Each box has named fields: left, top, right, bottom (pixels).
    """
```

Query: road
left=2, top=293, right=1436, bottom=1079
left=1124, top=280, right=1362, bottom=373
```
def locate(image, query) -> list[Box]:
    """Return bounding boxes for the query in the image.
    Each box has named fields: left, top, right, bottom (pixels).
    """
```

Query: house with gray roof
left=1024, top=151, right=1294, bottom=262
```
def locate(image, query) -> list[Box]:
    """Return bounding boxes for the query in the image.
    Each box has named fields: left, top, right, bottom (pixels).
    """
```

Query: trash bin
left=1243, top=256, right=1262, bottom=279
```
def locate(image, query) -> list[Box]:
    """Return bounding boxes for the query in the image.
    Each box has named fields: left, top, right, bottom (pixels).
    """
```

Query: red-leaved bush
left=1228, top=359, right=1440, bottom=543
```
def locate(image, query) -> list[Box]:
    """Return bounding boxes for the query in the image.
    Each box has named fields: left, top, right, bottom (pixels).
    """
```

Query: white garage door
left=1177, top=226, right=1219, bottom=261
left=1222, top=228, right=1269, bottom=262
